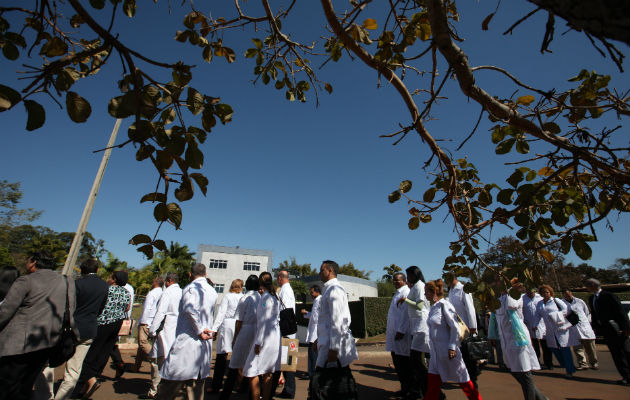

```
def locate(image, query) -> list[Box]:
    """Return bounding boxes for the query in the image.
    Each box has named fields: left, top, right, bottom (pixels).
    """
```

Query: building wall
left=299, top=274, right=377, bottom=301
left=197, top=244, right=273, bottom=302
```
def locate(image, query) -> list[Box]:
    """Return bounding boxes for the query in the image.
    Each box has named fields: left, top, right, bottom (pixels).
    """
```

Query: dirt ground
left=52, top=343, right=629, bottom=399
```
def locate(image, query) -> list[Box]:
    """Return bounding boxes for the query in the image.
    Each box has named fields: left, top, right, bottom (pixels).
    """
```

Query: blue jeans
left=551, top=346, right=576, bottom=374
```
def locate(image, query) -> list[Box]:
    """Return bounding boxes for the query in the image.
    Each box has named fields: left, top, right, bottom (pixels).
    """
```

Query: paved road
left=55, top=343, right=629, bottom=399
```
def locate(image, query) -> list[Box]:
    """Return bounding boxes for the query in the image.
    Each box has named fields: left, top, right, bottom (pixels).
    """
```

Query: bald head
left=277, top=270, right=289, bottom=285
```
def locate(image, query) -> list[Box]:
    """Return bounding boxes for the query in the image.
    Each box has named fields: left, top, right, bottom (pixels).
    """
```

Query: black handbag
left=278, top=297, right=297, bottom=337
left=311, top=362, right=358, bottom=400
left=566, top=311, right=580, bottom=326
left=461, top=335, right=492, bottom=361
left=49, top=276, right=78, bottom=367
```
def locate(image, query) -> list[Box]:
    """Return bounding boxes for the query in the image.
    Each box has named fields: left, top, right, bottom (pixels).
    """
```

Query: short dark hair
left=80, top=259, right=100, bottom=275
left=585, top=278, right=601, bottom=289
left=259, top=271, right=276, bottom=297
left=0, top=267, right=19, bottom=302
left=311, top=284, right=321, bottom=294
left=155, top=275, right=165, bottom=286
left=191, top=263, right=206, bottom=278
left=245, top=274, right=259, bottom=291
left=322, top=260, right=339, bottom=276
left=393, top=272, right=406, bottom=281
left=165, top=273, right=178, bottom=283
left=29, top=251, right=55, bottom=270
left=406, top=266, right=425, bottom=283
left=113, top=270, right=128, bottom=287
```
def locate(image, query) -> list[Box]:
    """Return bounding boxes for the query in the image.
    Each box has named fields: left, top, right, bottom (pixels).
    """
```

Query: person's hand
left=395, top=332, right=404, bottom=341
left=448, top=349, right=456, bottom=360
left=301, top=309, right=308, bottom=315
left=254, top=344, right=261, bottom=355
left=327, top=349, right=338, bottom=363
left=200, top=331, right=211, bottom=340
left=397, top=297, right=406, bottom=306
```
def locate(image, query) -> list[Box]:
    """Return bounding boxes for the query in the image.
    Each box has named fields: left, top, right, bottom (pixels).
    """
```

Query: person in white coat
left=242, top=272, right=282, bottom=400
left=522, top=288, right=553, bottom=369
left=386, top=272, right=412, bottom=397
left=134, top=276, right=164, bottom=373
left=141, top=273, right=182, bottom=399
left=155, top=264, right=217, bottom=400
left=424, top=279, right=481, bottom=400
left=219, top=275, right=261, bottom=400
left=446, top=275, right=479, bottom=385
left=533, top=284, right=579, bottom=378
left=301, top=285, right=322, bottom=383
left=562, top=289, right=598, bottom=370
left=398, top=265, right=430, bottom=399
left=272, top=270, right=296, bottom=399
left=208, top=279, right=244, bottom=394
left=490, top=279, right=547, bottom=400
left=312, top=260, right=359, bottom=399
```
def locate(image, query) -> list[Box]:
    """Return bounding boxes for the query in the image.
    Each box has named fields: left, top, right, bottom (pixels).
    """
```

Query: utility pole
left=62, top=119, right=122, bottom=276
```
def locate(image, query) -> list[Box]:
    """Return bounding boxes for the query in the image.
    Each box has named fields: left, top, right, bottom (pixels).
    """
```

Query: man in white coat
left=141, top=273, right=182, bottom=399
left=301, top=285, right=322, bottom=384
left=562, top=289, right=598, bottom=370
left=386, top=272, right=412, bottom=397
left=134, top=276, right=164, bottom=373
left=155, top=264, right=217, bottom=400
left=273, top=270, right=297, bottom=399
left=312, top=260, right=359, bottom=398
left=447, top=275, right=479, bottom=385
left=522, top=288, right=553, bottom=369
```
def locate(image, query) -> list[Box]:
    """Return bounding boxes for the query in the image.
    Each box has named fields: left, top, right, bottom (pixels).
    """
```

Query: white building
left=197, top=244, right=273, bottom=301
left=299, top=274, right=377, bottom=301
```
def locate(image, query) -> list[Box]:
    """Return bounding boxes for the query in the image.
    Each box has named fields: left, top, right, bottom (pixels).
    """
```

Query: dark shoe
left=591, top=364, right=599, bottom=370
left=138, top=394, right=155, bottom=399
left=114, top=363, right=125, bottom=379
left=82, top=380, right=102, bottom=399
left=276, top=392, right=295, bottom=399
left=576, top=366, right=588, bottom=370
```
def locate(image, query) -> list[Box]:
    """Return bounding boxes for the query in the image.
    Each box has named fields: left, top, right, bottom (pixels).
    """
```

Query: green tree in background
left=0, top=180, right=43, bottom=226
left=339, top=262, right=371, bottom=280
left=381, top=264, right=402, bottom=281
left=290, top=280, right=309, bottom=303
left=148, top=241, right=195, bottom=287
left=274, top=257, right=316, bottom=278
left=377, top=280, right=396, bottom=297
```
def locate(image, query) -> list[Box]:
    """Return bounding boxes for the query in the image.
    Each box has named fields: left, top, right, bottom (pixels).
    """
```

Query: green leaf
left=129, top=234, right=152, bottom=245
left=399, top=180, right=412, bottom=193
left=507, top=170, right=524, bottom=188
left=153, top=203, right=168, bottom=222
left=136, top=143, right=155, bottom=162
left=0, top=84, right=21, bottom=111
left=40, top=36, right=68, bottom=57
left=186, top=88, right=204, bottom=115
left=542, top=122, right=561, bottom=134
left=203, top=46, right=213, bottom=62
left=497, top=189, right=514, bottom=205
left=156, top=150, right=174, bottom=169
left=23, top=100, right=45, bottom=131
left=141, top=192, right=166, bottom=203
left=190, top=173, right=209, bottom=195
left=560, top=235, right=571, bottom=254
left=175, top=178, right=194, bottom=201
left=89, top=0, right=106, bottom=9
left=167, top=202, right=182, bottom=228
left=2, top=41, right=19, bottom=60
left=420, top=214, right=432, bottom=223
left=202, top=108, right=216, bottom=132
left=408, top=217, right=420, bottom=230
left=325, top=83, right=333, bottom=94
left=495, top=138, right=516, bottom=154
left=515, top=140, right=530, bottom=154
left=185, top=143, right=203, bottom=169
left=491, top=126, right=506, bottom=144
left=5, top=32, right=26, bottom=48
left=137, top=244, right=153, bottom=259
left=525, top=170, right=537, bottom=181
left=108, top=93, right=135, bottom=118
left=572, top=235, right=592, bottom=260
left=423, top=187, right=437, bottom=202
left=214, top=103, right=233, bottom=123
left=70, top=14, right=84, bottom=28
left=153, top=239, right=167, bottom=251
left=128, top=120, right=154, bottom=142
left=516, top=95, right=535, bottom=106
left=161, top=108, right=176, bottom=124
left=388, top=191, right=401, bottom=203
left=514, top=212, right=530, bottom=227
left=478, top=190, right=492, bottom=207
left=66, top=92, right=91, bottom=123
left=123, top=0, right=136, bottom=17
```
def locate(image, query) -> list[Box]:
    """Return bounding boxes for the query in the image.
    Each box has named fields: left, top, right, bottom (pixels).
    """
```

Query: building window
left=209, top=259, right=227, bottom=269
left=215, top=284, right=225, bottom=293
left=243, top=261, right=260, bottom=271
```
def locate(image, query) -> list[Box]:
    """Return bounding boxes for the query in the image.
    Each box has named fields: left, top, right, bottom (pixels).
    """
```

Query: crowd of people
left=1, top=251, right=630, bottom=400
left=385, top=269, right=630, bottom=400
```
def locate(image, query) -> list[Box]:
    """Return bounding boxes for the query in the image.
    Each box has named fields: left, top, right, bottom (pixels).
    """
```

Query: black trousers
left=461, top=344, right=480, bottom=383
left=272, top=369, right=295, bottom=397
left=218, top=367, right=240, bottom=400
left=78, top=320, right=124, bottom=387
left=531, top=338, right=553, bottom=368
left=0, top=348, right=51, bottom=400
left=510, top=371, right=546, bottom=400
left=604, top=332, right=630, bottom=380
left=409, top=350, right=428, bottom=397
left=211, top=353, right=228, bottom=390
left=391, top=352, right=412, bottom=395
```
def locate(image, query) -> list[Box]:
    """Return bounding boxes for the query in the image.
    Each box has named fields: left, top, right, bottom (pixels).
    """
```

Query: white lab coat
left=386, top=285, right=411, bottom=356
left=229, top=291, right=261, bottom=369
left=139, top=286, right=162, bottom=326
left=278, top=282, right=296, bottom=339
left=160, top=277, right=217, bottom=380
left=562, top=297, right=596, bottom=340
left=316, top=278, right=359, bottom=368
left=496, top=294, right=540, bottom=373
left=211, top=292, right=243, bottom=354
left=149, top=283, right=182, bottom=358
left=534, top=297, right=580, bottom=349
left=446, top=281, right=477, bottom=330
left=304, top=295, right=322, bottom=344
left=521, top=293, right=546, bottom=339
left=406, top=280, right=430, bottom=352
left=124, top=283, right=135, bottom=319
left=242, top=292, right=282, bottom=377
left=427, top=299, right=470, bottom=383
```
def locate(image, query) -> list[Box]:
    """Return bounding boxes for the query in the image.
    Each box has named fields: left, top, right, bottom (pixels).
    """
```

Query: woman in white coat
left=386, top=272, right=411, bottom=396
left=491, top=279, right=547, bottom=400
left=534, top=284, right=579, bottom=377
left=242, top=272, right=281, bottom=400
left=219, top=275, right=261, bottom=400
left=425, top=279, right=482, bottom=400
left=208, top=279, right=244, bottom=393
left=561, top=289, right=598, bottom=370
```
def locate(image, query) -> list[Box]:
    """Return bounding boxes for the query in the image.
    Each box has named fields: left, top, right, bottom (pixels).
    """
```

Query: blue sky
left=1, top=1, right=628, bottom=279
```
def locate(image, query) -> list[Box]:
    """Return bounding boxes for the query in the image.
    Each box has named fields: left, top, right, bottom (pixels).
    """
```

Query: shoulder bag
left=553, top=298, right=578, bottom=326
left=279, top=296, right=297, bottom=337
left=440, top=301, right=469, bottom=341
left=49, top=276, right=78, bottom=367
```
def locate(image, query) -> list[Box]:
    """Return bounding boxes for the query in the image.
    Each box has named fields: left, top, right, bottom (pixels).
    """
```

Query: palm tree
left=150, top=242, right=195, bottom=286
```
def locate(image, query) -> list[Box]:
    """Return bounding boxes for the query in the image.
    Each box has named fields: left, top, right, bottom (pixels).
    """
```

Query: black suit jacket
left=589, top=290, right=630, bottom=336
left=74, top=274, right=109, bottom=340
